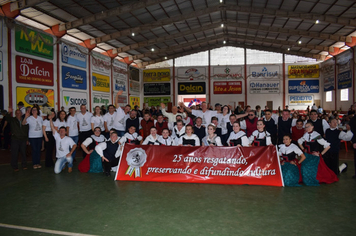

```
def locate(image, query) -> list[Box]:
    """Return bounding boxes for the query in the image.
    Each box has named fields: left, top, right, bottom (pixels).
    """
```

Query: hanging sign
left=130, top=67, right=140, bottom=81
left=322, top=63, right=335, bottom=92
left=91, top=52, right=111, bottom=75
left=178, top=82, right=206, bottom=95
left=249, top=65, right=280, bottom=79
left=116, top=94, right=128, bottom=107
left=92, top=73, right=110, bottom=92
left=61, top=43, right=87, bottom=68
left=130, top=81, right=140, bottom=94
left=16, top=87, right=54, bottom=109
left=130, top=96, right=140, bottom=108
left=289, top=95, right=313, bottom=106
left=93, top=92, right=110, bottom=107
left=63, top=90, right=88, bottom=110
left=212, top=66, right=243, bottom=80
left=0, top=51, right=2, bottom=81
left=288, top=80, right=319, bottom=93
left=16, top=55, right=53, bottom=86
left=15, top=26, right=53, bottom=60
left=249, top=81, right=280, bottom=94
left=143, top=68, right=170, bottom=82
left=288, top=64, right=320, bottom=78
left=337, top=61, right=352, bottom=89
left=113, top=60, right=127, bottom=91
left=144, top=97, right=171, bottom=107
left=213, top=81, right=242, bottom=94
left=177, top=67, right=206, bottom=80
left=115, top=145, right=283, bottom=187
left=144, top=83, right=171, bottom=95
left=62, top=66, right=87, bottom=90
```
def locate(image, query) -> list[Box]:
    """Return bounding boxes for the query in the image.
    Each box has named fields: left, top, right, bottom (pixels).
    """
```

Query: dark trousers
left=11, top=139, right=27, bottom=169
left=323, top=151, right=339, bottom=175
left=29, top=137, right=42, bottom=165
left=79, top=130, right=93, bottom=158
left=103, top=158, right=119, bottom=173
left=44, top=132, right=55, bottom=167
left=1, top=131, right=11, bottom=149
left=270, top=134, right=277, bottom=145
left=221, top=133, right=229, bottom=146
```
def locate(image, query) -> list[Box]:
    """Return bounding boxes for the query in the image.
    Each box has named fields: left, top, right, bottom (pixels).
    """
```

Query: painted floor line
left=0, top=223, right=99, bottom=236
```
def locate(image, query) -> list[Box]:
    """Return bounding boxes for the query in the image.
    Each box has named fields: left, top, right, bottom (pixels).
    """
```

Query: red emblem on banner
left=116, top=145, right=284, bottom=187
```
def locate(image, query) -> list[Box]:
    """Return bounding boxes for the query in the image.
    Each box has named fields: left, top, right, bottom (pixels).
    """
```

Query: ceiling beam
left=9, top=0, right=49, bottom=11
left=59, top=0, right=171, bottom=31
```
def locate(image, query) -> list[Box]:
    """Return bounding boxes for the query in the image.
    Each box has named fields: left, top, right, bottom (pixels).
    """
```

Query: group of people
left=5, top=91, right=356, bottom=184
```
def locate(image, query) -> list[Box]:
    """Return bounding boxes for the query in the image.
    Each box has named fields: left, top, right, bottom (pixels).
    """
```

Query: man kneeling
left=95, top=131, right=121, bottom=176
left=49, top=115, right=77, bottom=174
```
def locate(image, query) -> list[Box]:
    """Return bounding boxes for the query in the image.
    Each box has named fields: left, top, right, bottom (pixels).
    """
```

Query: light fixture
left=221, top=23, right=224, bottom=27
left=131, top=32, right=135, bottom=36
left=164, top=56, right=167, bottom=59
left=298, top=40, right=302, bottom=44
left=223, top=40, right=226, bottom=44
left=151, top=48, right=155, bottom=51
left=315, top=20, right=319, bottom=24
left=220, top=0, right=223, bottom=3
left=287, top=48, right=290, bottom=51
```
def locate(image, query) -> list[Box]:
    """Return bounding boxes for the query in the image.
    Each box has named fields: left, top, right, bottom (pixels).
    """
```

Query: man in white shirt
left=180, top=101, right=217, bottom=127
left=114, top=90, right=131, bottom=136
left=160, top=103, right=186, bottom=123
left=76, top=104, right=93, bottom=158
left=103, top=104, right=117, bottom=139
left=66, top=107, right=79, bottom=159
left=49, top=114, right=77, bottom=174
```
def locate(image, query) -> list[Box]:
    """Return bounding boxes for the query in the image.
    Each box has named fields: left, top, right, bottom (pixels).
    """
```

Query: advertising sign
left=61, top=43, right=87, bottom=68
left=92, top=73, right=110, bottom=92
left=16, top=87, right=54, bottom=109
left=113, top=60, right=127, bottom=91
left=91, top=52, right=111, bottom=75
left=212, top=66, right=243, bottom=80
left=143, top=68, right=170, bottom=82
left=144, top=83, right=171, bottom=95
left=337, top=61, right=352, bottom=89
left=62, top=66, right=87, bottom=90
left=130, top=96, right=140, bottom=108
left=322, top=63, right=335, bottom=92
left=15, top=26, right=53, bottom=60
left=213, top=81, right=242, bottom=94
left=289, top=95, right=313, bottom=106
left=0, top=51, right=2, bottom=81
left=93, top=92, right=110, bottom=107
left=116, top=94, right=128, bottom=107
left=16, top=55, right=53, bottom=86
left=249, top=65, right=280, bottom=79
left=116, top=145, right=283, bottom=187
left=178, top=82, right=206, bottom=95
left=177, top=67, right=206, bottom=80
left=130, top=67, right=140, bottom=81
left=249, top=81, right=280, bottom=94
left=0, top=85, right=3, bottom=111
left=288, top=64, right=320, bottom=78
left=0, top=20, right=2, bottom=48
left=288, top=80, right=319, bottom=93
left=130, top=81, right=140, bottom=94
left=144, top=97, right=171, bottom=107
left=63, top=90, right=88, bottom=110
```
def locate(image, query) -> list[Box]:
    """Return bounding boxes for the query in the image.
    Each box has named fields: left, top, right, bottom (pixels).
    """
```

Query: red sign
left=213, top=81, right=242, bottom=94
left=16, top=55, right=53, bottom=86
left=115, top=145, right=284, bottom=187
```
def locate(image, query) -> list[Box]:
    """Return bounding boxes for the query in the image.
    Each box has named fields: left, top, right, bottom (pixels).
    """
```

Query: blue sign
left=62, top=43, right=87, bottom=68
left=62, top=66, right=87, bottom=90
left=115, top=82, right=126, bottom=91
left=337, top=70, right=352, bottom=89
left=288, top=80, right=319, bottom=93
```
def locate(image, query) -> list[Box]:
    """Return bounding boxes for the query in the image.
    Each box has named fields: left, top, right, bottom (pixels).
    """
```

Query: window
left=175, top=51, right=209, bottom=67
left=210, top=47, right=245, bottom=65
left=340, top=89, right=349, bottom=101
left=246, top=49, right=282, bottom=64
left=326, top=91, right=332, bottom=102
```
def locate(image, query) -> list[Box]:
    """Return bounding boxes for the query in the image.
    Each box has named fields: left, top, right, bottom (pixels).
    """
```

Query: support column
left=283, top=54, right=286, bottom=109
left=173, top=58, right=176, bottom=105
left=208, top=50, right=211, bottom=105
left=244, top=48, right=247, bottom=107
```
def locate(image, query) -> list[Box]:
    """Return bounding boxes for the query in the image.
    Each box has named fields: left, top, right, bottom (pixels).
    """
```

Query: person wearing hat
left=17, top=102, right=26, bottom=115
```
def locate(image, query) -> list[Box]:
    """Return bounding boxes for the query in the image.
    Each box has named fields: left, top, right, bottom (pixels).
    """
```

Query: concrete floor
left=0, top=147, right=355, bottom=236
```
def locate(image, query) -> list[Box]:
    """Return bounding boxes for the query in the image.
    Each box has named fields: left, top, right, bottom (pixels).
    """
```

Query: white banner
left=248, top=65, right=280, bottom=79
left=212, top=66, right=243, bottom=80
left=288, top=95, right=313, bottom=106
left=113, top=60, right=127, bottom=92
left=249, top=81, right=280, bottom=94
left=177, top=67, right=206, bottom=80
left=91, top=52, right=111, bottom=75
left=62, top=90, right=88, bottom=110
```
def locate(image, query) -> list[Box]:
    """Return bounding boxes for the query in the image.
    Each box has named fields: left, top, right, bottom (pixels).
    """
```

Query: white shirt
left=26, top=116, right=43, bottom=138
left=227, top=131, right=249, bottom=147
left=142, top=135, right=161, bottom=145
left=103, top=112, right=117, bottom=131
left=54, top=120, right=67, bottom=129
left=328, top=128, right=353, bottom=141
left=20, top=107, right=26, bottom=115
left=82, top=134, right=106, bottom=147
left=157, top=136, right=175, bottom=146
left=76, top=112, right=93, bottom=132
left=91, top=115, right=105, bottom=131
left=298, top=131, right=330, bottom=148
left=161, top=108, right=186, bottom=123
left=171, top=125, right=186, bottom=139
left=304, top=119, right=330, bottom=134
left=278, top=143, right=303, bottom=157
left=217, top=113, right=230, bottom=135
left=192, top=110, right=218, bottom=127
left=119, top=132, right=142, bottom=144
left=202, top=134, right=223, bottom=146
left=95, top=140, right=121, bottom=158
left=113, top=107, right=129, bottom=131
left=248, top=130, right=272, bottom=145
left=177, top=134, right=200, bottom=146
left=42, top=120, right=52, bottom=132
left=54, top=131, right=76, bottom=158
left=66, top=115, right=79, bottom=137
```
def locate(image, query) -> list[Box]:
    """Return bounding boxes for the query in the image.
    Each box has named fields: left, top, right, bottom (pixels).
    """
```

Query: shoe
left=104, top=171, right=111, bottom=177
left=68, top=167, right=72, bottom=173
left=37, top=165, right=42, bottom=169
left=23, top=167, right=28, bottom=170
left=14, top=168, right=19, bottom=172
left=33, top=165, right=38, bottom=169
left=339, top=163, right=348, bottom=173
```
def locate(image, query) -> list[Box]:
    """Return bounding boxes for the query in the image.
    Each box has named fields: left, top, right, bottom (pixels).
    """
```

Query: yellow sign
left=16, top=87, right=55, bottom=113
left=130, top=96, right=140, bottom=108
left=143, top=69, right=170, bottom=82
left=288, top=64, right=320, bottom=78
left=92, top=73, right=110, bottom=92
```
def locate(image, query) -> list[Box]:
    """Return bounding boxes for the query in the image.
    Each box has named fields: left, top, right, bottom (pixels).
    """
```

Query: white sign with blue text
left=61, top=43, right=87, bottom=68
left=248, top=65, right=280, bottom=79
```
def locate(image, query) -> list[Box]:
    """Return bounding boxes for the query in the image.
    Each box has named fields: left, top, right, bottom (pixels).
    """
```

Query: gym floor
left=0, top=147, right=355, bottom=236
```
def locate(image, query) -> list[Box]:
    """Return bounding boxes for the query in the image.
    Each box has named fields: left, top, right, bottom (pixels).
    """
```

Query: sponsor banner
left=15, top=26, right=53, bottom=60
left=130, top=81, right=140, bottom=94
left=62, top=66, right=87, bottom=90
left=116, top=94, right=128, bottom=107
left=212, top=66, right=243, bottom=80
left=93, top=92, right=110, bottom=108
left=0, top=51, right=2, bottom=81
left=144, top=97, right=171, bottom=107
left=289, top=95, right=313, bottom=106
left=144, top=83, right=171, bottom=96
left=288, top=80, right=319, bottom=93
left=130, top=67, right=140, bottom=81
left=115, top=145, right=283, bottom=187
left=0, top=20, right=2, bottom=48
left=130, top=96, right=140, bottom=108
left=0, top=85, right=3, bottom=111
left=249, top=65, right=280, bottom=79
left=92, top=73, right=110, bottom=92
left=213, top=81, right=242, bottom=94
left=337, top=70, right=352, bottom=89
left=178, top=82, right=206, bottom=95
left=143, top=68, right=170, bottom=82
left=177, top=67, right=206, bottom=80
left=113, top=60, right=127, bottom=91
left=16, top=87, right=55, bottom=112
left=288, top=64, right=320, bottom=78
left=16, top=55, right=53, bottom=86
left=62, top=90, right=88, bottom=110
left=91, top=52, right=111, bottom=74
left=61, top=43, right=87, bottom=68
left=322, top=63, right=335, bottom=92
left=249, top=81, right=280, bottom=94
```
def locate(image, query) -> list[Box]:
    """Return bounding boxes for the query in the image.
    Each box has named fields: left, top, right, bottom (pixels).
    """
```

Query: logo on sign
left=125, top=148, right=147, bottom=178
left=24, top=92, right=48, bottom=106
left=180, top=84, right=203, bottom=93
left=252, top=67, right=278, bottom=78
left=185, top=68, right=199, bottom=76
left=19, top=57, right=50, bottom=77
left=64, top=96, right=87, bottom=106
left=64, top=71, right=84, bottom=83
